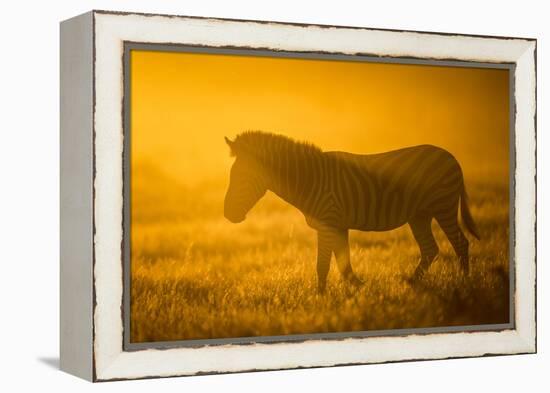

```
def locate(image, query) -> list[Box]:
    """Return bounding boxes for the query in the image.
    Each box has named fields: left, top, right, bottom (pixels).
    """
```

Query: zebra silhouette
left=224, top=131, right=480, bottom=293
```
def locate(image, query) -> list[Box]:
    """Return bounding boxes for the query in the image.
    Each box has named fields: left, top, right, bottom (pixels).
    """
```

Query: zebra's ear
left=225, top=136, right=236, bottom=156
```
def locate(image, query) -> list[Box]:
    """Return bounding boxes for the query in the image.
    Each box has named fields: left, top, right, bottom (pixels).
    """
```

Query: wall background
left=0, top=0, right=546, bottom=391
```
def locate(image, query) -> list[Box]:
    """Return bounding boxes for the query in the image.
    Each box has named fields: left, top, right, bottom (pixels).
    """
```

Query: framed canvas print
left=60, top=10, right=537, bottom=382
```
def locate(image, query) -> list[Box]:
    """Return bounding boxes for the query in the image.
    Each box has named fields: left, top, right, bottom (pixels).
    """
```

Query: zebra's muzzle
left=224, top=211, right=246, bottom=224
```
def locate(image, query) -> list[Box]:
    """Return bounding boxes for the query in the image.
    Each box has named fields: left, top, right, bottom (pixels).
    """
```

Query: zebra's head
left=224, top=136, right=268, bottom=223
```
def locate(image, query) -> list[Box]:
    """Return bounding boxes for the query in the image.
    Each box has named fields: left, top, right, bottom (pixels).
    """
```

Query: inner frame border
left=122, top=42, right=516, bottom=352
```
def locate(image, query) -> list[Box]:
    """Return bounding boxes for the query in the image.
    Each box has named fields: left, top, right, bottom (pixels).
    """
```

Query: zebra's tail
left=460, top=184, right=480, bottom=240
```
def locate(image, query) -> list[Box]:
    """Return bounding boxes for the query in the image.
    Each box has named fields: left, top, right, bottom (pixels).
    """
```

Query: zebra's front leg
left=316, top=230, right=334, bottom=294
left=316, top=228, right=362, bottom=293
left=333, top=229, right=363, bottom=288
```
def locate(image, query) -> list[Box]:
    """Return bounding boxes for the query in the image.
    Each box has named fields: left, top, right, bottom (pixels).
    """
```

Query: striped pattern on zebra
left=224, top=131, right=480, bottom=293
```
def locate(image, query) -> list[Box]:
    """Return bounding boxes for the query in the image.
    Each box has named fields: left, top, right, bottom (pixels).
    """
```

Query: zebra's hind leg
left=333, top=229, right=363, bottom=288
left=435, top=208, right=470, bottom=276
left=409, top=214, right=439, bottom=280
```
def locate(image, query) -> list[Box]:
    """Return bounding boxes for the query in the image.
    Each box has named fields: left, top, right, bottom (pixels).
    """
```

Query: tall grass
left=130, top=165, right=510, bottom=342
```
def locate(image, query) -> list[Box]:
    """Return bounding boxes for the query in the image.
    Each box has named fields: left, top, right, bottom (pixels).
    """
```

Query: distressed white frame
left=63, top=10, right=536, bottom=382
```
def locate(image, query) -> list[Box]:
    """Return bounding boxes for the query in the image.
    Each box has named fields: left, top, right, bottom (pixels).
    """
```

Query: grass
left=130, top=170, right=510, bottom=343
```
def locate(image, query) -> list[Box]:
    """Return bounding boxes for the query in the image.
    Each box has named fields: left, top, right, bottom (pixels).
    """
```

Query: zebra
left=223, top=131, right=480, bottom=293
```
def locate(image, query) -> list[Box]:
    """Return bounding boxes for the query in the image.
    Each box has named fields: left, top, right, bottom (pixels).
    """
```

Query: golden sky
left=130, top=49, right=510, bottom=186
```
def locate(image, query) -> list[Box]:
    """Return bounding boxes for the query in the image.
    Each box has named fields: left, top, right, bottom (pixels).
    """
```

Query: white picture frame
left=60, top=10, right=536, bottom=382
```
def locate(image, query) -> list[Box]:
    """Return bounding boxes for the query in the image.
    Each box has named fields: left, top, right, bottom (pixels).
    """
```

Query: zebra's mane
left=230, top=131, right=323, bottom=162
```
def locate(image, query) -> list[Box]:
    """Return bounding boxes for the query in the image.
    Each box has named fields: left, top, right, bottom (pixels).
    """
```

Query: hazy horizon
left=131, top=50, right=510, bottom=187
